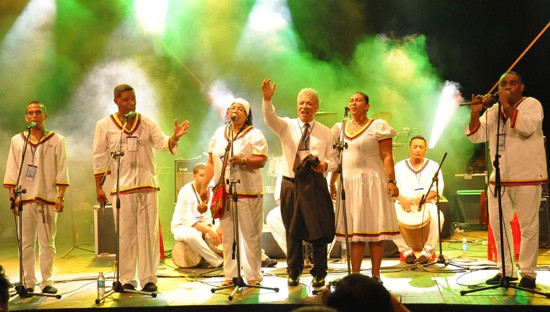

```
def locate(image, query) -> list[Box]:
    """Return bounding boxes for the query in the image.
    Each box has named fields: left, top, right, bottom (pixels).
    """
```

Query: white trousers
left=18, top=202, right=57, bottom=290
left=219, top=196, right=263, bottom=282
left=114, top=191, right=159, bottom=287
left=393, top=203, right=444, bottom=257
left=488, top=185, right=541, bottom=278
left=266, top=206, right=287, bottom=256
left=172, top=226, right=223, bottom=267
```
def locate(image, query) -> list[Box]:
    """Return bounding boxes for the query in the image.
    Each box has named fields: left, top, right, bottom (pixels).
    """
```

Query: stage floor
left=2, top=231, right=550, bottom=311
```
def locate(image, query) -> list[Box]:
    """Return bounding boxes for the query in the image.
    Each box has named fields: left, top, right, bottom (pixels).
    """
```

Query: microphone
left=230, top=113, right=237, bottom=121
left=483, top=91, right=501, bottom=107
left=459, top=91, right=508, bottom=107
left=123, top=111, right=137, bottom=118
left=26, top=122, right=37, bottom=130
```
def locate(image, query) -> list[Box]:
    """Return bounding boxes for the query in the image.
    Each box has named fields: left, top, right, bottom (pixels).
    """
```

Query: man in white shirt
left=261, top=78, right=337, bottom=287
left=466, top=71, right=546, bottom=289
left=93, top=84, right=190, bottom=292
left=393, top=135, right=444, bottom=265
left=3, top=101, right=69, bottom=295
left=171, top=163, right=223, bottom=268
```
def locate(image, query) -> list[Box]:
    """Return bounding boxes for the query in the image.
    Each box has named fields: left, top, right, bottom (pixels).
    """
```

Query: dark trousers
left=281, top=177, right=328, bottom=279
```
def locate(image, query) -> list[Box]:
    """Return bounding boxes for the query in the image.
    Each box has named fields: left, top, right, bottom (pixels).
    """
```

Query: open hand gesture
left=261, top=78, right=277, bottom=101
left=173, top=119, right=190, bottom=141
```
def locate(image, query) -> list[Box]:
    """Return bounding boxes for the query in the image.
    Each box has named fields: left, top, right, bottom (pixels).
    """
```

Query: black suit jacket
left=289, top=155, right=335, bottom=244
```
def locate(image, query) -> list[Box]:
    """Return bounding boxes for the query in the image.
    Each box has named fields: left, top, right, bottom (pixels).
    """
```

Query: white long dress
left=332, top=119, right=400, bottom=242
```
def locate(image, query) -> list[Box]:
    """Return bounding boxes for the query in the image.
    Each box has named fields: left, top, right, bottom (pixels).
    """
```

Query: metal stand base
left=61, top=243, right=94, bottom=258
left=14, top=284, right=61, bottom=299
left=211, top=277, right=279, bottom=301
left=95, top=281, right=157, bottom=304
left=460, top=278, right=550, bottom=298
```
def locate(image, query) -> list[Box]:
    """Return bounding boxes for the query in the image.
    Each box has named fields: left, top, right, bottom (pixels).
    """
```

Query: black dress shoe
left=404, top=253, right=416, bottom=264
left=312, top=276, right=325, bottom=288
left=415, top=255, right=429, bottom=265
left=485, top=274, right=518, bottom=285
left=261, top=257, right=277, bottom=268
left=42, top=286, right=58, bottom=294
left=518, top=277, right=536, bottom=289
left=25, top=288, right=34, bottom=293
left=142, top=282, right=158, bottom=292
left=287, top=276, right=300, bottom=286
left=122, top=283, right=135, bottom=290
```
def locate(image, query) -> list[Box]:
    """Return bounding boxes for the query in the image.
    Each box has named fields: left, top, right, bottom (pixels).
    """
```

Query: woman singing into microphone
left=199, top=98, right=268, bottom=287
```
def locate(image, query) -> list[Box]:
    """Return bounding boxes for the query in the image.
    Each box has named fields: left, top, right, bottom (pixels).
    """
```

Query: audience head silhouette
left=326, top=274, right=393, bottom=312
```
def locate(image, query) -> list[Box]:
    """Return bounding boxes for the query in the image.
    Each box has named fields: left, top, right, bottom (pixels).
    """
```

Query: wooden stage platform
left=2, top=231, right=550, bottom=312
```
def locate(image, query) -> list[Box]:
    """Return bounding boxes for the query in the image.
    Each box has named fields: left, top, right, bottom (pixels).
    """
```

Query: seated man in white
left=393, top=135, right=444, bottom=265
left=171, top=163, right=223, bottom=268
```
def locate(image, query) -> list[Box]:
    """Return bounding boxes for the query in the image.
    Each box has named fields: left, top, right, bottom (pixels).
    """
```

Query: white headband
left=232, top=98, right=250, bottom=116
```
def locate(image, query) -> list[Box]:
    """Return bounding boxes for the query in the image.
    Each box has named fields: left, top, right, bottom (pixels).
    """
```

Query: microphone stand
left=417, top=152, right=449, bottom=265
left=11, top=127, right=61, bottom=299
left=96, top=117, right=156, bottom=304
left=460, top=101, right=550, bottom=298
left=333, top=108, right=351, bottom=275
left=62, top=190, right=94, bottom=258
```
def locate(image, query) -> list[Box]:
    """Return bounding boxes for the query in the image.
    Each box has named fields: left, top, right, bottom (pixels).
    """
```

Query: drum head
left=205, top=235, right=223, bottom=257
left=396, top=205, right=431, bottom=251
left=396, top=206, right=431, bottom=229
left=172, top=241, right=202, bottom=268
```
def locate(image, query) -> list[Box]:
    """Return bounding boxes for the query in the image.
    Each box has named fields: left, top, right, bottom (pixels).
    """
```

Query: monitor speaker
left=94, top=204, right=116, bottom=258
left=456, top=190, right=483, bottom=225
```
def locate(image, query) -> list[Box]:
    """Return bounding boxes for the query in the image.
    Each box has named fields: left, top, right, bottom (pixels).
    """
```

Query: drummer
left=393, top=135, right=445, bottom=265
left=171, top=162, right=224, bottom=268
left=171, top=162, right=278, bottom=269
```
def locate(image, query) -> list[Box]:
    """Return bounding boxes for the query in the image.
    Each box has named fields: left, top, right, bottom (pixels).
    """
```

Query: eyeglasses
left=26, top=110, right=43, bottom=116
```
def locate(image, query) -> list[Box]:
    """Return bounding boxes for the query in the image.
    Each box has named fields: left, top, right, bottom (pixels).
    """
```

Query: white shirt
left=171, top=181, right=212, bottom=231
left=394, top=158, right=444, bottom=202
left=208, top=125, right=268, bottom=195
left=93, top=113, right=177, bottom=194
left=3, top=131, right=69, bottom=204
left=465, top=97, right=547, bottom=186
left=262, top=99, right=337, bottom=178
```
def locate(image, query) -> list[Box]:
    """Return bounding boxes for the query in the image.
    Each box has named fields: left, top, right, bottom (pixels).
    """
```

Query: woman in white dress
left=330, top=92, right=400, bottom=280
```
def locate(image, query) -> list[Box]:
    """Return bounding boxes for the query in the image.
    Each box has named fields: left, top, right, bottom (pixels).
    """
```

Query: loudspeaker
left=175, top=159, right=206, bottom=201
left=94, top=204, right=116, bottom=258
left=540, top=196, right=550, bottom=249
left=454, top=173, right=487, bottom=191
left=456, top=190, right=483, bottom=225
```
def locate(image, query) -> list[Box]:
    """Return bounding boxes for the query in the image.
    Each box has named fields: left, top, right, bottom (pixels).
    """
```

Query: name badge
left=497, top=133, right=506, bottom=151
left=298, top=148, right=310, bottom=162
left=127, top=136, right=138, bottom=152
left=25, top=164, right=38, bottom=181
